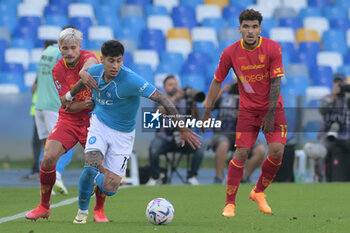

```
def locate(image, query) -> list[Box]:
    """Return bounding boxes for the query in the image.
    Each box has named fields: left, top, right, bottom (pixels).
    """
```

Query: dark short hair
left=333, top=73, right=346, bottom=82
left=239, top=9, right=263, bottom=25
left=101, top=40, right=125, bottom=57
left=163, top=75, right=176, bottom=87
left=44, top=40, right=57, bottom=49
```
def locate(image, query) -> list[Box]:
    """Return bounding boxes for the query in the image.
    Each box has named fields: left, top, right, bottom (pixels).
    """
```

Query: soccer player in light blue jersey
left=62, top=40, right=202, bottom=223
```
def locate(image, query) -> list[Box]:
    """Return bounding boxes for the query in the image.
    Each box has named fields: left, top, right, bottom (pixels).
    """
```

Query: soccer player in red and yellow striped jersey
left=202, top=9, right=287, bottom=217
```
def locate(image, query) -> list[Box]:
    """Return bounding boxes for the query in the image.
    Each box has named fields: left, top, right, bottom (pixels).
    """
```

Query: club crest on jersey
left=89, top=136, right=96, bottom=144
left=106, top=91, right=112, bottom=98
left=258, top=54, right=266, bottom=63
left=55, top=80, right=62, bottom=90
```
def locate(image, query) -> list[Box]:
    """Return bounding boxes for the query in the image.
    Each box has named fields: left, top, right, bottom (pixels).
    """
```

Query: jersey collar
left=63, top=57, right=79, bottom=69
left=240, top=36, right=262, bottom=51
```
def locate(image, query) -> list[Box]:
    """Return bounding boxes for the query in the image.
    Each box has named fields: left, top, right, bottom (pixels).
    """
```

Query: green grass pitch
left=0, top=183, right=349, bottom=233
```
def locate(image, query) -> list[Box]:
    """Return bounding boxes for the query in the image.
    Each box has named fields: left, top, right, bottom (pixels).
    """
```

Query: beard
left=167, top=90, right=177, bottom=97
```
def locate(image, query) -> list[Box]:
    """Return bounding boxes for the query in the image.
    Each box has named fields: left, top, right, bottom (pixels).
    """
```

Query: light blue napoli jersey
left=87, top=64, right=156, bottom=132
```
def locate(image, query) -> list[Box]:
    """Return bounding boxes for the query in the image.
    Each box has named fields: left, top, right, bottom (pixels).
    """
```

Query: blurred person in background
left=146, top=75, right=205, bottom=186
left=318, top=73, right=350, bottom=181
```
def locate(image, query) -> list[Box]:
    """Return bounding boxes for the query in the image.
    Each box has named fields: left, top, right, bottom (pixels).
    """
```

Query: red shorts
left=47, top=119, right=90, bottom=151
left=235, top=108, right=287, bottom=148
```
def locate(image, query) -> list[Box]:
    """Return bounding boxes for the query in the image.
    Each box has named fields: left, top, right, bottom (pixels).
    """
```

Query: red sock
left=255, top=154, right=282, bottom=193
left=40, top=164, right=56, bottom=209
left=226, top=158, right=244, bottom=205
left=94, top=186, right=106, bottom=211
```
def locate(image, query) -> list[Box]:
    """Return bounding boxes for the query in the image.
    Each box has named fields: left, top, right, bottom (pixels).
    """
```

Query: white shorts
left=85, top=114, right=135, bottom=178
left=34, top=110, right=59, bottom=140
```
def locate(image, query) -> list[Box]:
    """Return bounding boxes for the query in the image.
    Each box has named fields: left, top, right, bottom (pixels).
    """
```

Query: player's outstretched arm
left=261, top=77, right=281, bottom=134
left=79, top=57, right=99, bottom=90
left=201, top=78, right=222, bottom=133
left=149, top=89, right=202, bottom=149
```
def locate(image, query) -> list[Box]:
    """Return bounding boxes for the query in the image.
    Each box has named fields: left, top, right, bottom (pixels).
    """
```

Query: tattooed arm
left=60, top=79, right=88, bottom=111
left=149, top=89, right=201, bottom=149
left=262, top=77, right=281, bottom=134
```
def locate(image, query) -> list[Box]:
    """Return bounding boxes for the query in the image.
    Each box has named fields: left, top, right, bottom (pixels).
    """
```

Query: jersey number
left=280, top=124, right=287, bottom=138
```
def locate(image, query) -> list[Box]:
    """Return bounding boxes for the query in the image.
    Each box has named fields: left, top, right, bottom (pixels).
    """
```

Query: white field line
left=0, top=185, right=135, bottom=224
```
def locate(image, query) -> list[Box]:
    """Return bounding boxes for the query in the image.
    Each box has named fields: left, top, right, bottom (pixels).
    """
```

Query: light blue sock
left=38, top=148, right=44, bottom=168
left=96, top=173, right=118, bottom=196
left=78, top=166, right=98, bottom=211
left=56, top=148, right=74, bottom=174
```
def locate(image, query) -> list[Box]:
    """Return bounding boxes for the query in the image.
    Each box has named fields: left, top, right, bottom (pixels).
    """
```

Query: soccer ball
left=145, top=198, right=175, bottom=225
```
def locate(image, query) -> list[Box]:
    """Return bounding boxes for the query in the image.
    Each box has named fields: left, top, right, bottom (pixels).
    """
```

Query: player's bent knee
left=84, top=150, right=103, bottom=169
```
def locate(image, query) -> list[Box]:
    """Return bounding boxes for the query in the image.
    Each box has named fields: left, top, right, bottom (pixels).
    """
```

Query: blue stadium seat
left=45, top=14, right=69, bottom=28
left=0, top=72, right=25, bottom=91
left=322, top=29, right=347, bottom=55
left=0, top=14, right=18, bottom=34
left=260, top=18, right=277, bottom=35
left=343, top=53, right=350, bottom=65
left=146, top=5, right=168, bottom=17
left=121, top=16, right=146, bottom=45
left=337, top=65, right=350, bottom=76
left=172, top=5, right=197, bottom=30
left=324, top=7, right=347, bottom=20
left=278, top=41, right=296, bottom=59
left=226, top=17, right=240, bottom=28
left=282, top=75, right=310, bottom=96
left=96, top=8, right=121, bottom=34
left=140, top=29, right=165, bottom=55
left=330, top=19, right=350, bottom=30
left=193, top=40, right=216, bottom=61
left=28, top=62, right=39, bottom=72
left=127, top=0, right=152, bottom=6
left=160, top=52, right=184, bottom=74
left=12, top=26, right=37, bottom=40
left=0, top=39, right=7, bottom=53
left=202, top=18, right=226, bottom=35
left=181, top=74, right=206, bottom=92
left=156, top=62, right=180, bottom=75
left=187, top=52, right=211, bottom=67
left=130, top=63, right=154, bottom=84
left=222, top=5, right=244, bottom=20
left=308, top=0, right=331, bottom=8
left=182, top=61, right=206, bottom=76
left=292, top=52, right=317, bottom=70
left=87, top=40, right=104, bottom=50
left=117, top=28, right=139, bottom=46
left=1, top=63, right=25, bottom=75
left=51, top=0, right=75, bottom=8
left=298, top=42, right=321, bottom=56
left=123, top=51, right=133, bottom=68
left=279, top=17, right=302, bottom=31
left=310, top=65, right=333, bottom=88
left=229, top=0, right=254, bottom=8
left=77, top=0, right=100, bottom=9
left=19, top=16, right=42, bottom=28
left=299, top=7, right=322, bottom=21
left=10, top=38, right=34, bottom=51
left=179, top=0, right=204, bottom=8
left=333, top=0, right=350, bottom=8
left=44, top=4, right=67, bottom=16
